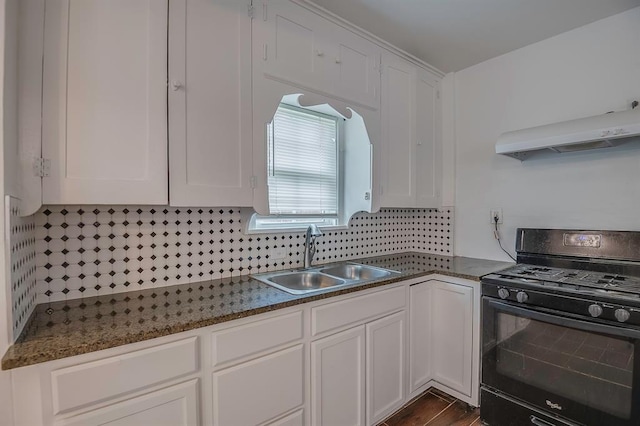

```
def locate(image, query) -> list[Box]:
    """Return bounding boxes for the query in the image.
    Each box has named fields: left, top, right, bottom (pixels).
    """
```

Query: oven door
left=482, top=297, right=640, bottom=426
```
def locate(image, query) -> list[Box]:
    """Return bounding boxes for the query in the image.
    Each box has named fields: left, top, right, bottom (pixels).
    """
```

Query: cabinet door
left=409, top=282, right=432, bottom=394
left=56, top=380, right=199, bottom=426
left=255, top=0, right=333, bottom=93
left=366, top=312, right=405, bottom=425
left=168, top=0, right=253, bottom=207
left=380, top=53, right=416, bottom=207
left=431, top=280, right=474, bottom=396
left=42, top=0, right=168, bottom=204
left=416, top=70, right=442, bottom=208
left=212, top=345, right=304, bottom=426
left=312, top=326, right=365, bottom=426
left=331, top=27, right=381, bottom=109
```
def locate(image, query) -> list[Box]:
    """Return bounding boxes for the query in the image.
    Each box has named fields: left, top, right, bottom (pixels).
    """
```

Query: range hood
left=496, top=108, right=640, bottom=160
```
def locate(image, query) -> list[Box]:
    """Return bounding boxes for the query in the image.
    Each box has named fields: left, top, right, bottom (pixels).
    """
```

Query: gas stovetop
left=495, top=264, right=640, bottom=296
left=482, top=228, right=640, bottom=303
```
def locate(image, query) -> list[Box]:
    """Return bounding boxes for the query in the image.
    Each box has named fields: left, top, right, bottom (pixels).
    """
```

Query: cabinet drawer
left=212, top=345, right=304, bottom=426
left=312, top=286, right=405, bottom=336
left=54, top=379, right=199, bottom=426
left=211, top=311, right=303, bottom=367
left=52, top=337, right=199, bottom=415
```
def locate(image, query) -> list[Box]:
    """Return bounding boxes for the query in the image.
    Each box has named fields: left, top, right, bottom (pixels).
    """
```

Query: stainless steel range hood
left=496, top=108, right=640, bottom=160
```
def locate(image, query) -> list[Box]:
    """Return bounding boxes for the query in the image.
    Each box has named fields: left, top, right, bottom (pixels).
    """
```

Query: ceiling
left=311, top=0, right=640, bottom=73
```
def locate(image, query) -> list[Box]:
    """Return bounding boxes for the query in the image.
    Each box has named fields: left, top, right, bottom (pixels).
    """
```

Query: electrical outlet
left=490, top=208, right=503, bottom=224
left=271, top=246, right=287, bottom=260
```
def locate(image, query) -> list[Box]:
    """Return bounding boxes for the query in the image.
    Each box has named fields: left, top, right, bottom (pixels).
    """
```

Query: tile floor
left=379, top=388, right=480, bottom=426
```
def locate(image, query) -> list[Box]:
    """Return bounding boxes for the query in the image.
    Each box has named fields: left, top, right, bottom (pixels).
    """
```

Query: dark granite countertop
left=2, top=252, right=512, bottom=370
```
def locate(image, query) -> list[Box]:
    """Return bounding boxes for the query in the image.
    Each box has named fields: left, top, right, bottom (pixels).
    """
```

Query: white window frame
left=248, top=103, right=348, bottom=233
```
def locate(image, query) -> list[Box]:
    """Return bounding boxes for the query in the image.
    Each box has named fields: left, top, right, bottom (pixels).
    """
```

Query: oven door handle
left=488, top=299, right=640, bottom=340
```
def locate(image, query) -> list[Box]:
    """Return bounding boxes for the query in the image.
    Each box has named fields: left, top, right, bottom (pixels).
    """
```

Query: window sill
left=243, top=223, right=350, bottom=235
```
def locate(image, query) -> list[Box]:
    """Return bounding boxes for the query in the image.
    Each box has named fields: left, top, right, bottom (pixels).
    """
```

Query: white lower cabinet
left=409, top=279, right=476, bottom=401
left=431, top=280, right=474, bottom=397
left=212, top=345, right=304, bottom=426
left=312, top=326, right=366, bottom=426
left=409, top=282, right=432, bottom=394
left=311, top=286, right=408, bottom=426
left=366, top=312, right=405, bottom=425
left=11, top=278, right=480, bottom=426
left=55, top=380, right=199, bottom=426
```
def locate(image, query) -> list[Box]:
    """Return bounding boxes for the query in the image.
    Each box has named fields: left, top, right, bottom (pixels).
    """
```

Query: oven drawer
left=481, top=388, right=579, bottom=426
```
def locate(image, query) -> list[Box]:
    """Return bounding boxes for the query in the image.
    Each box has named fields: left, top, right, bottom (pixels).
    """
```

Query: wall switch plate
left=271, top=247, right=287, bottom=260
left=490, top=208, right=503, bottom=224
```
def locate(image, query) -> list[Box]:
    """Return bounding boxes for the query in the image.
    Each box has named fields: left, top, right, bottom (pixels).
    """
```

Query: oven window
left=495, top=312, right=634, bottom=419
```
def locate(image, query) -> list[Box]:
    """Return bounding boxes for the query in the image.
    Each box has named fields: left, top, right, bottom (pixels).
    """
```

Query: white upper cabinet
left=329, top=26, right=381, bottom=109
left=416, top=69, right=442, bottom=207
left=380, top=52, right=441, bottom=208
left=168, top=0, right=253, bottom=207
left=256, top=1, right=332, bottom=93
left=380, top=53, right=416, bottom=207
left=254, top=0, right=381, bottom=109
left=42, top=0, right=168, bottom=205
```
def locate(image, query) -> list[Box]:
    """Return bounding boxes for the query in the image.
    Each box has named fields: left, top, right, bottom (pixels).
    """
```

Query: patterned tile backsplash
left=33, top=206, right=453, bottom=304
left=7, top=197, right=37, bottom=339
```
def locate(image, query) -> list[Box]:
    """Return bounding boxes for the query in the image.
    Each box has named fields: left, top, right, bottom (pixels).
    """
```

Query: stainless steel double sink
left=251, top=263, right=401, bottom=295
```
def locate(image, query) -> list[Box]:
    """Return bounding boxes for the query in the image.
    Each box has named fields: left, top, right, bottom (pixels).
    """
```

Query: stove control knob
left=588, top=304, right=603, bottom=318
left=516, top=291, right=529, bottom=303
left=498, top=288, right=510, bottom=299
left=615, top=309, right=631, bottom=323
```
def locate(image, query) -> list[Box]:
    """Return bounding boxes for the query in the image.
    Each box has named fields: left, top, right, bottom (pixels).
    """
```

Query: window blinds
left=268, top=105, right=339, bottom=215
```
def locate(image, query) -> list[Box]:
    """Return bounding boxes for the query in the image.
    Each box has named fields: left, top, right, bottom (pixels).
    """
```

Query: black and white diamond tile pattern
left=34, top=206, right=454, bottom=303
left=7, top=196, right=37, bottom=339
left=412, top=208, right=454, bottom=254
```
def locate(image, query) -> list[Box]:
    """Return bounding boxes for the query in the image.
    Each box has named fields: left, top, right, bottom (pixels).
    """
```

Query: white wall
left=453, top=6, right=640, bottom=260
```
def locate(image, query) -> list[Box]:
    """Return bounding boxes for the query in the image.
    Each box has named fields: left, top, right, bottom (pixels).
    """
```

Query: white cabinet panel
left=380, top=52, right=442, bottom=208
left=311, top=326, right=365, bottom=426
left=311, top=286, right=405, bottom=336
left=52, top=337, right=199, bottom=415
left=331, top=27, right=381, bottom=109
left=56, top=380, right=199, bottom=426
left=256, top=0, right=331, bottom=92
left=380, top=53, right=416, bottom=207
left=169, top=0, right=253, bottom=207
left=42, top=0, right=168, bottom=204
left=416, top=70, right=442, bottom=207
left=212, top=345, right=304, bottom=426
left=431, top=280, right=474, bottom=396
left=211, top=311, right=303, bottom=368
left=366, top=312, right=405, bottom=425
left=255, top=1, right=380, bottom=109
left=409, top=282, right=432, bottom=394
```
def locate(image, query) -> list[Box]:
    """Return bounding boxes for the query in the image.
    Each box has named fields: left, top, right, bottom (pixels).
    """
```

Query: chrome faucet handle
left=304, top=225, right=323, bottom=268
left=307, top=224, right=323, bottom=237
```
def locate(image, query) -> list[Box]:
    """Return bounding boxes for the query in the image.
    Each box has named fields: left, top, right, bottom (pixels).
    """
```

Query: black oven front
left=481, top=294, right=640, bottom=426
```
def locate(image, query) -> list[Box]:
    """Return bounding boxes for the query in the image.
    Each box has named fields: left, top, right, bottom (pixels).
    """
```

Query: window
left=252, top=103, right=341, bottom=231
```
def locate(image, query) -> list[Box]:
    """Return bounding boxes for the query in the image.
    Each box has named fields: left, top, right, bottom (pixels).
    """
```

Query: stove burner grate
left=497, top=264, right=640, bottom=296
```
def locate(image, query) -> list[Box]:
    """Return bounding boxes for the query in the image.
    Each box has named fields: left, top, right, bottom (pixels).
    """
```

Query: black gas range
left=480, top=229, right=640, bottom=426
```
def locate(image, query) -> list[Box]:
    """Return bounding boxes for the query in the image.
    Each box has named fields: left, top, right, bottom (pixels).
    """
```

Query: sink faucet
left=303, top=224, right=323, bottom=268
